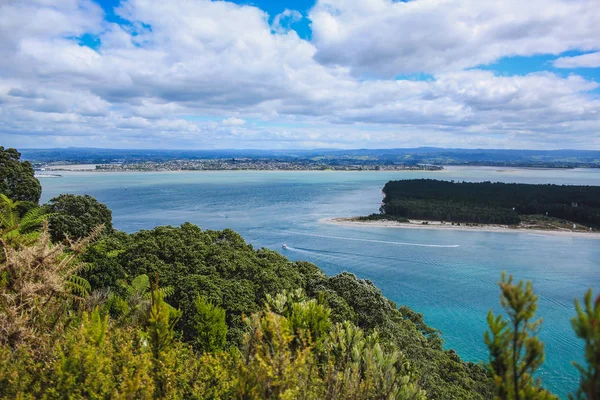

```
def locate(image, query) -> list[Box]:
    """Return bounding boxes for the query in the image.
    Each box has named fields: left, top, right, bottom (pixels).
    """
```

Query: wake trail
left=286, top=231, right=460, bottom=248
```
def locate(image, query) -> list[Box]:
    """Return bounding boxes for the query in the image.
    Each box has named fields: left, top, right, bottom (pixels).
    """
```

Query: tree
left=570, top=290, right=600, bottom=400
left=0, top=147, right=41, bottom=204
left=193, top=295, right=228, bottom=353
left=484, top=272, right=557, bottom=400
left=46, top=194, right=113, bottom=242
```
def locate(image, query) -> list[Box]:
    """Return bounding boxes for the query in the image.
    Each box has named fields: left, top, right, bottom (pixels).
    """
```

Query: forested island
left=1, top=147, right=598, bottom=399
left=373, top=179, right=600, bottom=229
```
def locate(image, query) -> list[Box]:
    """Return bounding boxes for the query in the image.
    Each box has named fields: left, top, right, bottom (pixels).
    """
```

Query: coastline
left=321, top=217, right=600, bottom=239
left=36, top=168, right=444, bottom=174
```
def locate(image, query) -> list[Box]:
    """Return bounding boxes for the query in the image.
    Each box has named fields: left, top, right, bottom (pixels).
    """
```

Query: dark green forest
left=380, top=179, right=600, bottom=227
left=1, top=147, right=598, bottom=399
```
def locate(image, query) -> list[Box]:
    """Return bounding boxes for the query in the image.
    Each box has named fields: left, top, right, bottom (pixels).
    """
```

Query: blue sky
left=1, top=0, right=599, bottom=149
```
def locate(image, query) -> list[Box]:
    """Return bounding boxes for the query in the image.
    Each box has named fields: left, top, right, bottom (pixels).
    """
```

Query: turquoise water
left=38, top=166, right=600, bottom=398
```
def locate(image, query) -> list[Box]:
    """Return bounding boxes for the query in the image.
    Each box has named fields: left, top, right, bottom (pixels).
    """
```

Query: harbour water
left=39, top=166, right=600, bottom=397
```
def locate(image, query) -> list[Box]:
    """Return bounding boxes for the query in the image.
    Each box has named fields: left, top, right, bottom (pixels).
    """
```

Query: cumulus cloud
left=554, top=52, right=600, bottom=68
left=272, top=9, right=303, bottom=34
left=310, top=0, right=600, bottom=77
left=0, top=0, right=599, bottom=149
left=222, top=117, right=246, bottom=126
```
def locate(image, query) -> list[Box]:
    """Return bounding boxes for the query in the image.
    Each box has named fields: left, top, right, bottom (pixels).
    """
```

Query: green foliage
left=80, top=230, right=130, bottom=290
left=105, top=223, right=310, bottom=345
left=0, top=147, right=41, bottom=204
left=569, top=290, right=600, bottom=400
left=194, top=295, right=228, bottom=353
left=237, top=308, right=320, bottom=399
left=148, top=282, right=182, bottom=398
left=484, top=272, right=557, bottom=400
left=238, top=298, right=426, bottom=399
left=46, top=194, right=113, bottom=242
left=356, top=213, right=410, bottom=223
left=0, top=344, right=40, bottom=399
left=0, top=194, right=51, bottom=249
left=381, top=179, right=600, bottom=227
left=2, top=198, right=497, bottom=399
left=47, top=310, right=118, bottom=398
left=309, top=272, right=494, bottom=399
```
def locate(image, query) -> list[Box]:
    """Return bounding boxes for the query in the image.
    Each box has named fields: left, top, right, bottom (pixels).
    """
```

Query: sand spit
left=321, top=218, right=600, bottom=239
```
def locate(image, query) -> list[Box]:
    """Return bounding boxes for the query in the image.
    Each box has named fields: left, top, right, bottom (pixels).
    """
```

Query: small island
left=327, top=179, right=600, bottom=237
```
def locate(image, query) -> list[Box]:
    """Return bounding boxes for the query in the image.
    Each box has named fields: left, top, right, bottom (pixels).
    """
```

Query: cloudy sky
left=1, top=0, right=599, bottom=149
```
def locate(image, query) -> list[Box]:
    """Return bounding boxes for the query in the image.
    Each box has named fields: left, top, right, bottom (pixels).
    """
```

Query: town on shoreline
left=38, top=159, right=444, bottom=172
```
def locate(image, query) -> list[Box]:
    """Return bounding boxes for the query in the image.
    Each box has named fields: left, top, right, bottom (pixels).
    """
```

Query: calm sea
left=38, top=166, right=600, bottom=398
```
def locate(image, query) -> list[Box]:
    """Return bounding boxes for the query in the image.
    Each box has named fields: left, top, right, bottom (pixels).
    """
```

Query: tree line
left=380, top=179, right=600, bottom=227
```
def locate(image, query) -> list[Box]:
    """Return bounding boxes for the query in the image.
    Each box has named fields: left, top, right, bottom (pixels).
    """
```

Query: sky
left=1, top=0, right=600, bottom=150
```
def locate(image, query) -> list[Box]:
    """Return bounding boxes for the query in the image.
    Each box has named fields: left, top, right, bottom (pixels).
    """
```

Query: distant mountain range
left=20, top=147, right=600, bottom=168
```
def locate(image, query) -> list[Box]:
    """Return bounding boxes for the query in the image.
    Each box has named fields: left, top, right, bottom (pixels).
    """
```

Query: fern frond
left=0, top=194, right=19, bottom=229
left=143, top=286, right=174, bottom=300
left=65, top=275, right=92, bottom=298
left=131, top=274, right=150, bottom=294
left=13, top=231, right=40, bottom=246
left=160, top=286, right=175, bottom=299
left=20, top=208, right=53, bottom=233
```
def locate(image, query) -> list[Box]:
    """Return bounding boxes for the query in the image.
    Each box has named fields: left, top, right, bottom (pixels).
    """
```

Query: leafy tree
left=194, top=295, right=228, bottom=353
left=46, top=194, right=113, bottom=242
left=570, top=290, right=600, bottom=400
left=484, top=272, right=557, bottom=400
left=0, top=147, right=41, bottom=204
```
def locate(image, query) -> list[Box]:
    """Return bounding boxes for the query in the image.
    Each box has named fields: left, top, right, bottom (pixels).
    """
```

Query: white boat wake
left=286, top=232, right=460, bottom=248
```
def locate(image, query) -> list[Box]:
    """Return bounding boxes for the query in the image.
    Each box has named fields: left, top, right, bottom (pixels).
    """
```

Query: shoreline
left=36, top=168, right=444, bottom=174
left=321, top=217, right=600, bottom=239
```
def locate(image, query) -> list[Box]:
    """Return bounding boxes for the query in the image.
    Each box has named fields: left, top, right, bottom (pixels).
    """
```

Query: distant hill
left=19, top=147, right=600, bottom=168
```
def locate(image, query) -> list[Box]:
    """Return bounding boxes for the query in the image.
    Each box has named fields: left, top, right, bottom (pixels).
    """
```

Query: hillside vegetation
left=0, top=147, right=598, bottom=399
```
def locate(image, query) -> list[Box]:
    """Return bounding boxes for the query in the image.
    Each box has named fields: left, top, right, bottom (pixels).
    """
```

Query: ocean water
left=38, top=166, right=600, bottom=398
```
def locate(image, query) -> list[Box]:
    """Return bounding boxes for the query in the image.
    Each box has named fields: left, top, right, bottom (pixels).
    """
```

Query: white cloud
left=0, top=0, right=599, bottom=149
left=222, top=117, right=246, bottom=126
left=310, top=0, right=600, bottom=77
left=554, top=52, right=600, bottom=68
left=272, top=9, right=303, bottom=34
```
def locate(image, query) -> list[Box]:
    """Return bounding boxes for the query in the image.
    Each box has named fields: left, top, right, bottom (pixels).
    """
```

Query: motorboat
left=282, top=243, right=289, bottom=249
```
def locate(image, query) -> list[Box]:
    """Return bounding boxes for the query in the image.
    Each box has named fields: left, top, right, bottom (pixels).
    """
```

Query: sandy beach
left=321, top=217, right=600, bottom=239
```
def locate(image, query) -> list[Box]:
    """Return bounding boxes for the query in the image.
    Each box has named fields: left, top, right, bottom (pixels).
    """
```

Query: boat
left=282, top=243, right=288, bottom=249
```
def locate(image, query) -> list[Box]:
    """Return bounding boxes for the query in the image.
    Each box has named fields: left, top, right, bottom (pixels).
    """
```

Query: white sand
left=320, top=218, right=600, bottom=239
